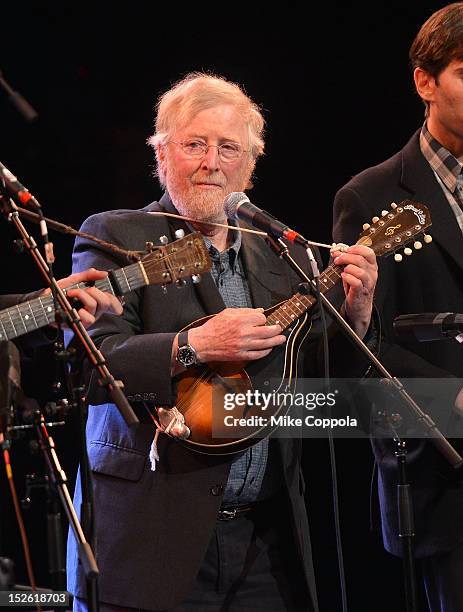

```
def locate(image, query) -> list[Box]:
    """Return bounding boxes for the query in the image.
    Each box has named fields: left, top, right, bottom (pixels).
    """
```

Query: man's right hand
left=185, top=307, right=285, bottom=363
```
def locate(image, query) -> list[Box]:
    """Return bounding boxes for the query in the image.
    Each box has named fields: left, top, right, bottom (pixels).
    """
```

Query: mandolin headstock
left=356, top=200, right=432, bottom=261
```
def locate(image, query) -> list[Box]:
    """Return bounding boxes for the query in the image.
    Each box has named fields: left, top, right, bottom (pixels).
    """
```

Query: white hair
left=147, top=72, right=265, bottom=186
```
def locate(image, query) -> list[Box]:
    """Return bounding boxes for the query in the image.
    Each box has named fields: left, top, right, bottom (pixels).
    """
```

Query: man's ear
left=414, top=67, right=437, bottom=104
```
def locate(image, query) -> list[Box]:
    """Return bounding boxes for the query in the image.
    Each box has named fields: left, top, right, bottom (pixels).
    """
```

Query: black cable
left=313, top=273, right=349, bottom=612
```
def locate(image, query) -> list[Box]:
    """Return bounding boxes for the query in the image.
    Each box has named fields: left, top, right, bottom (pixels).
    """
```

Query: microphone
left=393, top=312, right=463, bottom=343
left=0, top=161, right=41, bottom=210
left=223, top=192, right=309, bottom=246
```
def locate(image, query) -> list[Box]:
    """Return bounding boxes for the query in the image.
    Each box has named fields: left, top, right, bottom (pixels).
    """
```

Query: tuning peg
left=175, top=229, right=185, bottom=239
left=176, top=279, right=186, bottom=288
left=404, top=247, right=412, bottom=256
left=192, top=274, right=201, bottom=284
left=390, top=202, right=397, bottom=209
left=159, top=235, right=169, bottom=245
left=414, top=241, right=422, bottom=250
left=362, top=223, right=371, bottom=230
left=372, top=216, right=380, bottom=223
left=423, top=234, right=433, bottom=244
left=145, top=241, right=155, bottom=252
left=381, top=210, right=388, bottom=216
left=394, top=253, right=403, bottom=262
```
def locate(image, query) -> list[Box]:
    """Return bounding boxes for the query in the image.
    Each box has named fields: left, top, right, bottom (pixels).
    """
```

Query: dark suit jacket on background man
left=333, top=129, right=463, bottom=559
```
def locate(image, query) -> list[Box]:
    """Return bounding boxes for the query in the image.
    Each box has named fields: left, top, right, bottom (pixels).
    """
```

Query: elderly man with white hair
left=67, top=72, right=377, bottom=612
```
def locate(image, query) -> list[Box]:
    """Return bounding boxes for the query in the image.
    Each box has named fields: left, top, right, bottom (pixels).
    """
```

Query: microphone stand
left=264, top=234, right=462, bottom=612
left=0, top=68, right=39, bottom=123
left=13, top=205, right=145, bottom=262
left=264, top=235, right=462, bottom=468
left=266, top=234, right=353, bottom=611
left=0, top=194, right=138, bottom=426
left=378, top=412, right=419, bottom=612
left=0, top=191, right=141, bottom=612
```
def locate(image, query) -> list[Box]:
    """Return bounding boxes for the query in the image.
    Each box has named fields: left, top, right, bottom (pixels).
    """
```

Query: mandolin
left=0, top=232, right=211, bottom=342
left=163, top=201, right=433, bottom=455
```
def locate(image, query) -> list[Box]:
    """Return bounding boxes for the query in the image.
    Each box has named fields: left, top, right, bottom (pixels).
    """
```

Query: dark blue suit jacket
left=333, top=130, right=463, bottom=558
left=66, top=194, right=326, bottom=610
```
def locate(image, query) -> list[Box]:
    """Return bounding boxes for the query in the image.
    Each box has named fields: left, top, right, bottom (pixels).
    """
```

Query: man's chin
left=169, top=186, right=229, bottom=224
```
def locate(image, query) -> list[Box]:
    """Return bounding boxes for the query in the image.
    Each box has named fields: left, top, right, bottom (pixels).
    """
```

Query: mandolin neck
left=265, top=264, right=343, bottom=331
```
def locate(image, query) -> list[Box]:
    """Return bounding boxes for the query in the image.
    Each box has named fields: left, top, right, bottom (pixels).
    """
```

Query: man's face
left=158, top=104, right=254, bottom=224
left=422, top=59, right=463, bottom=151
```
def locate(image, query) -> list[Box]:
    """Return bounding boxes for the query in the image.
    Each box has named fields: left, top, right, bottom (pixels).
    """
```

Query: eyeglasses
left=168, top=139, right=247, bottom=162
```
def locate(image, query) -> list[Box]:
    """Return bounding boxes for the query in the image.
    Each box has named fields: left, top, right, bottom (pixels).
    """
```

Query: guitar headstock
left=141, top=231, right=212, bottom=287
left=357, top=200, right=432, bottom=261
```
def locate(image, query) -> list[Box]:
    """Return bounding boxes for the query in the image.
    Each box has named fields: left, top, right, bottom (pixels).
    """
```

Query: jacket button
left=210, top=484, right=224, bottom=496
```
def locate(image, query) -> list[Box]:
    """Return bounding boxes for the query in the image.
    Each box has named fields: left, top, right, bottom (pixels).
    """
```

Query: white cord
left=148, top=210, right=336, bottom=251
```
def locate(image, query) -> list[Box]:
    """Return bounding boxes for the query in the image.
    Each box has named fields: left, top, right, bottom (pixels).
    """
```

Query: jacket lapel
left=153, top=194, right=226, bottom=316
left=401, top=131, right=463, bottom=273
left=240, top=226, right=291, bottom=308
left=149, top=194, right=292, bottom=313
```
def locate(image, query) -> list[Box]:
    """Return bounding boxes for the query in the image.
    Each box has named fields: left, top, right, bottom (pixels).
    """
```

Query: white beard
left=164, top=158, right=252, bottom=225
left=169, top=182, right=227, bottom=225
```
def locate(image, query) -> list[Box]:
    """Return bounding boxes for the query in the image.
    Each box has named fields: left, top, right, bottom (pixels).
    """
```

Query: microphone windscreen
left=223, top=192, right=248, bottom=219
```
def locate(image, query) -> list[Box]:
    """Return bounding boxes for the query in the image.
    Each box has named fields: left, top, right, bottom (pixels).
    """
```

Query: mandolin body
left=159, top=200, right=431, bottom=455
left=172, top=305, right=312, bottom=455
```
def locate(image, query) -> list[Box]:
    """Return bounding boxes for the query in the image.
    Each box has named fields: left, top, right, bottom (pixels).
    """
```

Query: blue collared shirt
left=202, top=229, right=282, bottom=506
left=420, top=122, right=463, bottom=234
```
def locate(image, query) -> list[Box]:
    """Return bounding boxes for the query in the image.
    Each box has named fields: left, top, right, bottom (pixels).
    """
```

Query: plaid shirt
left=203, top=229, right=282, bottom=506
left=420, top=123, right=463, bottom=233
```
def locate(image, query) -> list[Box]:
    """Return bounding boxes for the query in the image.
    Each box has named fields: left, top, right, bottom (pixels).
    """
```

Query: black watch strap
left=176, top=329, right=198, bottom=368
left=178, top=330, right=189, bottom=348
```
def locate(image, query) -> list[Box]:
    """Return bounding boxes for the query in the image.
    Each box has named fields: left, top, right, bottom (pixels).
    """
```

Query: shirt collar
left=203, top=221, right=241, bottom=259
left=420, top=122, right=463, bottom=193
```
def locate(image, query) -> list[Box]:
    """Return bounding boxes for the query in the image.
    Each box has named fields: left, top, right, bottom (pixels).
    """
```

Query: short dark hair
left=410, top=2, right=463, bottom=78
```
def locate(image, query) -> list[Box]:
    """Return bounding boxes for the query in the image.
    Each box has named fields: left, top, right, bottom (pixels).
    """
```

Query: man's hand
left=45, top=268, right=123, bottom=328
left=332, top=245, right=378, bottom=339
left=176, top=308, right=285, bottom=369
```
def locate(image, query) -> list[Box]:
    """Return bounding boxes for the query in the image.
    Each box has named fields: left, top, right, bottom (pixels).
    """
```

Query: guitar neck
left=0, top=260, right=149, bottom=343
left=266, top=263, right=342, bottom=330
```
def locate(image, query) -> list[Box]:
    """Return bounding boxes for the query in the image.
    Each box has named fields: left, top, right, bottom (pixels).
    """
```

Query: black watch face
left=178, top=346, right=196, bottom=366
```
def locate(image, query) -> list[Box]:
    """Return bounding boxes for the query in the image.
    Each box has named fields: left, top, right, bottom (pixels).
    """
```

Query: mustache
left=191, top=173, right=226, bottom=187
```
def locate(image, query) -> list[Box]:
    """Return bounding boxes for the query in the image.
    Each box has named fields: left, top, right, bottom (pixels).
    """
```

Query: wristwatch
left=176, top=330, right=198, bottom=368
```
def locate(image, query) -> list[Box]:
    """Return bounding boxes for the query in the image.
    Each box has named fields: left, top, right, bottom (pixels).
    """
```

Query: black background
left=0, top=3, right=451, bottom=610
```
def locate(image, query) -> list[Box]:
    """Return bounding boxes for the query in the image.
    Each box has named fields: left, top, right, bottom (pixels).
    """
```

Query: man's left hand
left=332, top=245, right=378, bottom=339
left=44, top=268, right=124, bottom=329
